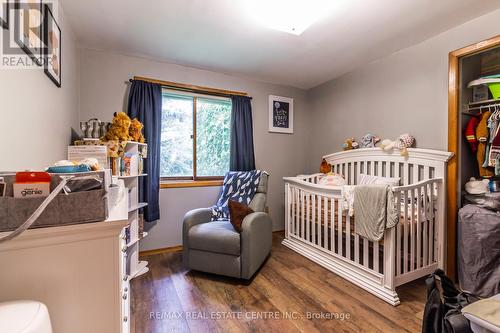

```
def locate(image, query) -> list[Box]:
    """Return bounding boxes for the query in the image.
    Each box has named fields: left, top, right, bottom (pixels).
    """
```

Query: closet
left=448, top=36, right=500, bottom=297
left=458, top=46, right=500, bottom=198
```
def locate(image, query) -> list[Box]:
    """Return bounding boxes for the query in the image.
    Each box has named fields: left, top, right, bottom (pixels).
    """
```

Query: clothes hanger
left=494, top=104, right=500, bottom=120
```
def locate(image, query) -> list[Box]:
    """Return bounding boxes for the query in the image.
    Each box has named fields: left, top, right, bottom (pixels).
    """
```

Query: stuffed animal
left=361, top=133, right=380, bottom=148
left=380, top=139, right=396, bottom=152
left=320, top=159, right=332, bottom=174
left=129, top=118, right=145, bottom=143
left=380, top=134, right=415, bottom=156
left=464, top=177, right=490, bottom=194
left=318, top=173, right=347, bottom=186
left=396, top=133, right=415, bottom=157
left=103, top=112, right=132, bottom=141
left=342, top=138, right=359, bottom=150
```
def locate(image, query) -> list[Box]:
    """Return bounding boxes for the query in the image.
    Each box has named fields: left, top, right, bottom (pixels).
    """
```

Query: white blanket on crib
left=352, top=184, right=398, bottom=242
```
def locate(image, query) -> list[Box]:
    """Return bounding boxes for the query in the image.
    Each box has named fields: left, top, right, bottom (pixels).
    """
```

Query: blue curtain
left=230, top=96, right=256, bottom=171
left=128, top=80, right=162, bottom=222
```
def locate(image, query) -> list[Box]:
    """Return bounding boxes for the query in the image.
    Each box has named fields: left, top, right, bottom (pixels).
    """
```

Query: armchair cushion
left=188, top=220, right=241, bottom=256
left=228, top=200, right=254, bottom=232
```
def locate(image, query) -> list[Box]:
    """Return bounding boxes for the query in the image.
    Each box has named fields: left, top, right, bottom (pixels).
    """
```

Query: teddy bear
left=103, top=112, right=131, bottom=141
left=342, top=138, right=359, bottom=150
left=320, top=158, right=332, bottom=174
left=129, top=118, right=145, bottom=143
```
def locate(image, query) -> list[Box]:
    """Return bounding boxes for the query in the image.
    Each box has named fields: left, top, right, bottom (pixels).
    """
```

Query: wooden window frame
left=159, top=92, right=230, bottom=185
left=447, top=35, right=500, bottom=279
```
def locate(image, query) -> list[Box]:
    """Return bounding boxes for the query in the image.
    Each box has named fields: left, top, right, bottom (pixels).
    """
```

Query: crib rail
left=391, top=178, right=444, bottom=286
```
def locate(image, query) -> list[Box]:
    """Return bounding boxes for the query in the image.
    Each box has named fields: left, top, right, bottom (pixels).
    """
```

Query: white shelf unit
left=114, top=141, right=149, bottom=333
left=128, top=202, right=148, bottom=213
left=66, top=140, right=147, bottom=332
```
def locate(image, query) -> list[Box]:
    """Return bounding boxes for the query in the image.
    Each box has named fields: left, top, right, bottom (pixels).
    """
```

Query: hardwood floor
left=131, top=233, right=427, bottom=333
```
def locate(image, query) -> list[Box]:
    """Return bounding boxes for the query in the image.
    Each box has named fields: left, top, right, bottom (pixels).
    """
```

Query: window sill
left=160, top=180, right=223, bottom=189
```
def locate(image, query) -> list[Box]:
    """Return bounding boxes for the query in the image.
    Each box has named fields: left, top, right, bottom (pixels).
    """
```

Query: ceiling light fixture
left=244, top=0, right=337, bottom=35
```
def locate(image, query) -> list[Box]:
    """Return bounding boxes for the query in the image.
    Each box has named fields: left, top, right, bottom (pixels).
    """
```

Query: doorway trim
left=447, top=35, right=500, bottom=279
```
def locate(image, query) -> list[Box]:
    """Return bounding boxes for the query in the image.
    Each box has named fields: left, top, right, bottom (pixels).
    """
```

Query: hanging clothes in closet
left=466, top=105, right=500, bottom=178
left=487, top=106, right=500, bottom=171
left=476, top=110, right=494, bottom=177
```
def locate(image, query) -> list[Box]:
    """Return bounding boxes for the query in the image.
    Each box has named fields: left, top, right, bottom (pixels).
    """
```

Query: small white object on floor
left=0, top=300, right=53, bottom=333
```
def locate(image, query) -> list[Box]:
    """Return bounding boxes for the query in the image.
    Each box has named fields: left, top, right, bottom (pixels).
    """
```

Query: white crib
left=283, top=148, right=453, bottom=305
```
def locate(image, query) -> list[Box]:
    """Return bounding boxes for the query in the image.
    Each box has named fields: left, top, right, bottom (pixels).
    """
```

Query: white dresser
left=0, top=220, right=129, bottom=333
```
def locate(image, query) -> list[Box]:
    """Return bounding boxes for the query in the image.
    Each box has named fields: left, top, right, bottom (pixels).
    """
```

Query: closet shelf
left=468, top=98, right=500, bottom=106
left=463, top=98, right=500, bottom=115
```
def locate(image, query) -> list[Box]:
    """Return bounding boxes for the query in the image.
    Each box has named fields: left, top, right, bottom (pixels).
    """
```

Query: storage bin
left=468, top=75, right=500, bottom=99
left=0, top=172, right=108, bottom=232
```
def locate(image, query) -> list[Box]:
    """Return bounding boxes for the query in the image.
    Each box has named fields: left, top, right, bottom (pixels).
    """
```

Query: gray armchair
left=182, top=173, right=272, bottom=279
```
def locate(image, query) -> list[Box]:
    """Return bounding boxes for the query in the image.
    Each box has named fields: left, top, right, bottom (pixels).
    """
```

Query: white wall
left=78, top=48, right=311, bottom=251
left=0, top=2, right=80, bottom=171
left=306, top=9, right=500, bottom=172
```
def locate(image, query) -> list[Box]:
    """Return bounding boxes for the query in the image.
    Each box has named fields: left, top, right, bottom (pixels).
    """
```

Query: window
left=160, top=90, right=232, bottom=180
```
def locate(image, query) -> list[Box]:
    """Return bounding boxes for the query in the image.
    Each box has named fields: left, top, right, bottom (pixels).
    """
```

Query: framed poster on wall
left=0, top=0, right=9, bottom=29
left=269, top=95, right=293, bottom=134
left=44, top=4, right=61, bottom=87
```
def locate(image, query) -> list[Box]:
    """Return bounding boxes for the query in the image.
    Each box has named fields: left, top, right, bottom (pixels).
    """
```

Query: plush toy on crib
left=320, top=158, right=332, bottom=174
left=380, top=133, right=415, bottom=157
left=380, top=138, right=397, bottom=151
left=396, top=134, right=415, bottom=157
left=361, top=133, right=380, bottom=148
left=318, top=173, right=347, bottom=186
left=342, top=138, right=359, bottom=150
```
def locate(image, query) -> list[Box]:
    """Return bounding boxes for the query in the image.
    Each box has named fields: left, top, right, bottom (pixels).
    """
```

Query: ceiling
left=60, top=0, right=500, bottom=89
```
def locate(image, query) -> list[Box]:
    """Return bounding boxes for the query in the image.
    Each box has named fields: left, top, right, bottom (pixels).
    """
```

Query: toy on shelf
left=342, top=138, right=359, bottom=150
left=101, top=112, right=146, bottom=144
left=361, top=133, right=380, bottom=148
left=103, top=112, right=132, bottom=142
left=129, top=118, right=145, bottom=143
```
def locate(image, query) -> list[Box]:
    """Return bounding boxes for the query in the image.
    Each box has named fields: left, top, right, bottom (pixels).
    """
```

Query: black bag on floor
left=422, top=269, right=479, bottom=333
